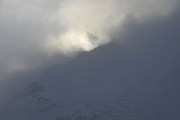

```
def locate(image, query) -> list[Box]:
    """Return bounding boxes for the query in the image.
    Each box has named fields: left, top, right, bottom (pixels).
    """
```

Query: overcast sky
left=0, top=0, right=180, bottom=119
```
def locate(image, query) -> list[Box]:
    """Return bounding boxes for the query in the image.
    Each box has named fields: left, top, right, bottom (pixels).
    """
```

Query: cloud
left=0, top=0, right=179, bottom=106
left=46, top=0, right=179, bottom=52
left=0, top=0, right=178, bottom=75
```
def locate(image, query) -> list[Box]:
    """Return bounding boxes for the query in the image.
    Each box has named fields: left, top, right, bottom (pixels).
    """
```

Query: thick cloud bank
left=0, top=0, right=180, bottom=112
left=0, top=0, right=179, bottom=103
left=47, top=0, right=179, bottom=52
left=0, top=0, right=178, bottom=75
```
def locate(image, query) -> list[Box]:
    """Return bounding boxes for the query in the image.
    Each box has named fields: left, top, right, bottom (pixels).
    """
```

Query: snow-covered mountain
left=0, top=35, right=179, bottom=120
left=2, top=89, right=161, bottom=120
left=0, top=43, right=163, bottom=120
left=1, top=7, right=180, bottom=120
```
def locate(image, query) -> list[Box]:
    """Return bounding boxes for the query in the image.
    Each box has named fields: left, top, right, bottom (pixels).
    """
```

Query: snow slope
left=0, top=43, right=163, bottom=120
left=1, top=82, right=161, bottom=120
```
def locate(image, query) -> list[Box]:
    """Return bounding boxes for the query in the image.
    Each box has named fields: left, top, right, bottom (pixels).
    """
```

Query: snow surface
left=0, top=43, right=163, bottom=120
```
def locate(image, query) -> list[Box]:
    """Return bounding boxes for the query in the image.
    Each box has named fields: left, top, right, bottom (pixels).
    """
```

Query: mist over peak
left=0, top=0, right=180, bottom=119
left=0, top=0, right=179, bottom=76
